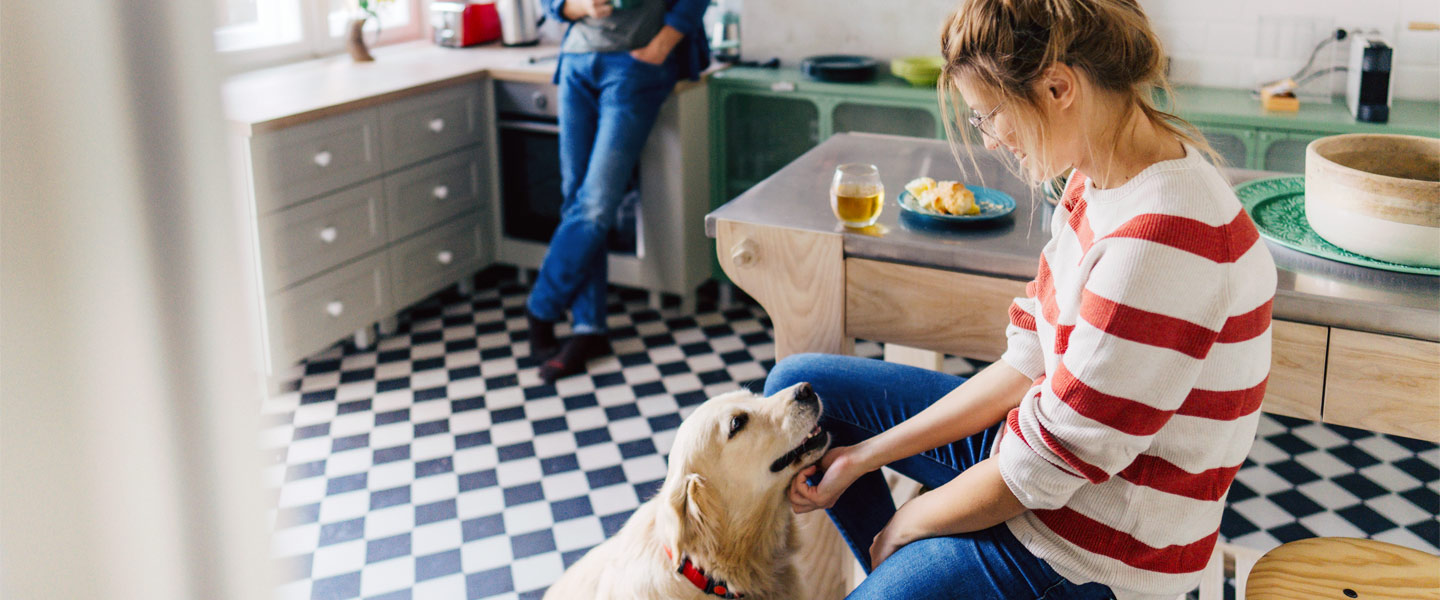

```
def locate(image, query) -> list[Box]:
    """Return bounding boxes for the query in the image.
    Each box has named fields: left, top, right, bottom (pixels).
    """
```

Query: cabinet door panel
left=722, top=94, right=820, bottom=200
left=267, top=251, right=390, bottom=370
left=380, top=84, right=481, bottom=171
left=251, top=108, right=383, bottom=212
left=1196, top=124, right=1255, bottom=170
left=389, top=215, right=484, bottom=310
left=1324, top=329, right=1440, bottom=443
left=833, top=103, right=937, bottom=140
left=845, top=259, right=1026, bottom=362
left=1265, top=320, right=1327, bottom=420
left=259, top=180, right=387, bottom=292
left=385, top=149, right=480, bottom=241
left=1258, top=131, right=1325, bottom=174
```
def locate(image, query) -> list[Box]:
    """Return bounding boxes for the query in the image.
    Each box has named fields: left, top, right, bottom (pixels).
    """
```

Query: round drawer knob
left=531, top=92, right=548, bottom=111
left=432, top=185, right=449, bottom=200
left=731, top=238, right=757, bottom=268
left=319, top=227, right=338, bottom=243
left=437, top=250, right=454, bottom=265
left=313, top=150, right=333, bottom=167
left=428, top=118, right=445, bottom=133
left=325, top=301, right=344, bottom=317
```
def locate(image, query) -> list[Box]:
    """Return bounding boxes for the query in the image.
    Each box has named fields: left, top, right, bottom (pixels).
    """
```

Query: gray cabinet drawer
left=380, top=85, right=481, bottom=170
left=267, top=251, right=391, bottom=368
left=389, top=215, right=484, bottom=309
left=385, top=149, right=480, bottom=241
left=251, top=108, right=383, bottom=212
left=259, top=181, right=387, bottom=292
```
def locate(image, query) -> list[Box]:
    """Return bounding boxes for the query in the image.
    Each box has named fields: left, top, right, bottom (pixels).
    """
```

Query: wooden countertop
left=222, top=41, right=560, bottom=135
left=223, top=40, right=719, bottom=136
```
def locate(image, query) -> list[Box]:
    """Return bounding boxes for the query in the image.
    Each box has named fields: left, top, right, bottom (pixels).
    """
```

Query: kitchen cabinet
left=1195, top=124, right=1257, bottom=172
left=236, top=80, right=497, bottom=373
left=709, top=67, right=1440, bottom=217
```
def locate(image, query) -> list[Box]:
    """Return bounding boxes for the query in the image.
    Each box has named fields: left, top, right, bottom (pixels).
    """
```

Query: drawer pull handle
left=428, top=118, right=445, bottom=133
left=437, top=250, right=454, bottom=265
left=313, top=150, right=332, bottom=167
left=731, top=238, right=757, bottom=268
left=319, top=227, right=338, bottom=243
left=325, top=301, right=344, bottom=318
left=432, top=185, right=449, bottom=200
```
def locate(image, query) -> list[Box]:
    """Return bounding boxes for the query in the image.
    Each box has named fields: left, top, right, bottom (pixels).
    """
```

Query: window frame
left=216, top=0, right=429, bottom=74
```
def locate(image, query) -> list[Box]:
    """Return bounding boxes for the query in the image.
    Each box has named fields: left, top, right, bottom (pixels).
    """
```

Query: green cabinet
left=707, top=67, right=1439, bottom=279
left=1257, top=130, right=1327, bottom=174
left=1194, top=123, right=1257, bottom=171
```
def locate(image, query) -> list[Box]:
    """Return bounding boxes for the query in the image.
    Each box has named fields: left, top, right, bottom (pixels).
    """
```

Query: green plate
left=1234, top=176, right=1439, bottom=276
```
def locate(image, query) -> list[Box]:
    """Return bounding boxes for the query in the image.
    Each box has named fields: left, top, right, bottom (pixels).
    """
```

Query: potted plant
left=346, top=0, right=393, bottom=62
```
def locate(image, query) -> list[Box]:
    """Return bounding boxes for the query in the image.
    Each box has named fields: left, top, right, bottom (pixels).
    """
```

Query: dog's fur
left=543, top=383, right=831, bottom=600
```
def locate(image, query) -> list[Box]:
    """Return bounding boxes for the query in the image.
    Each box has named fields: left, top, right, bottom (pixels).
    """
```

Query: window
left=214, top=0, right=425, bottom=71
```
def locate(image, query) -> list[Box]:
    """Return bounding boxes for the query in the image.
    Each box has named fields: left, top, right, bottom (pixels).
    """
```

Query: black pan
left=800, top=55, right=878, bottom=83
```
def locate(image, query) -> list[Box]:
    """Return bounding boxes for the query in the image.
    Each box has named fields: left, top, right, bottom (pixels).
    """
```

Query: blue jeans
left=765, top=354, right=1114, bottom=600
left=526, top=51, right=677, bottom=334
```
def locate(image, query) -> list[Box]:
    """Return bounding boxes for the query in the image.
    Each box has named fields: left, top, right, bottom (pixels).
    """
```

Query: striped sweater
left=995, top=145, right=1277, bottom=599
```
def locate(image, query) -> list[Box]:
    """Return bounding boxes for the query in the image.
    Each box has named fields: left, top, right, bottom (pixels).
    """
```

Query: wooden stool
left=1246, top=537, right=1440, bottom=599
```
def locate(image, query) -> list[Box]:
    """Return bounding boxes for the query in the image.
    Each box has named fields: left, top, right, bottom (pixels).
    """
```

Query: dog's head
left=657, top=383, right=830, bottom=566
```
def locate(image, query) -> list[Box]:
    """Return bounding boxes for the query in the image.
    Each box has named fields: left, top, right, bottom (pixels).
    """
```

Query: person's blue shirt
left=543, top=0, right=711, bottom=81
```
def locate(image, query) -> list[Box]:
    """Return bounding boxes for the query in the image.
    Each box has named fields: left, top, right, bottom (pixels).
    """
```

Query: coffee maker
left=1346, top=32, right=1394, bottom=123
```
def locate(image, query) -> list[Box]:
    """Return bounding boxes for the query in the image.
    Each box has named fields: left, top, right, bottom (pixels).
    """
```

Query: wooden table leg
left=717, top=220, right=855, bottom=600
left=716, top=220, right=851, bottom=359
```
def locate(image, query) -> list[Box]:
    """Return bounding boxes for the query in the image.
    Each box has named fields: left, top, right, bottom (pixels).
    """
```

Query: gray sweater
left=560, top=0, right=665, bottom=54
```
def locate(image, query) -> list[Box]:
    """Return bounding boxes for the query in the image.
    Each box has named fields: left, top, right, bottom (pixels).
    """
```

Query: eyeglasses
left=967, top=103, right=1002, bottom=140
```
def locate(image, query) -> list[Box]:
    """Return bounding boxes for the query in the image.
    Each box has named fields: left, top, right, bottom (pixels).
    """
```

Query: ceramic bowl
left=889, top=56, right=944, bottom=87
left=1304, top=134, right=1440, bottom=268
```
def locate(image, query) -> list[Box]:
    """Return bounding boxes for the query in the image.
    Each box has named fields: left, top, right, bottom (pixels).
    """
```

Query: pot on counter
left=1304, top=134, right=1440, bottom=268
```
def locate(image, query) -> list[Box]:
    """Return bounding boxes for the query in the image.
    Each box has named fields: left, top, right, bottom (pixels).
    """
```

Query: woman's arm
left=789, top=360, right=1034, bottom=513
left=853, top=359, right=1033, bottom=471
left=868, top=457, right=1023, bottom=567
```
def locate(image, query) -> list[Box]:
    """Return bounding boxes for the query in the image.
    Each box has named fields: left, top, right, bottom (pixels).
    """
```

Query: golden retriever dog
left=543, top=382, right=831, bottom=600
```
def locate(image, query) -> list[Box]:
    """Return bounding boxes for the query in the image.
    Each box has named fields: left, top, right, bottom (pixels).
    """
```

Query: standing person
left=765, top=0, right=1277, bottom=598
left=528, top=0, right=709, bottom=383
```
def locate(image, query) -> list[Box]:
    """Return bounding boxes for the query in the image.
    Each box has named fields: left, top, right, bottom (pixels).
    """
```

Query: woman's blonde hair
left=938, top=0, right=1220, bottom=184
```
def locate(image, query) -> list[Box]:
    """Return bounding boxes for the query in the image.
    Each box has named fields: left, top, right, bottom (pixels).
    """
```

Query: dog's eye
left=727, top=414, right=748, bottom=439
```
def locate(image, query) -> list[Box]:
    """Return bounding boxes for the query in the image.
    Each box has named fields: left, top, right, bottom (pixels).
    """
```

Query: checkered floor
left=259, top=267, right=1439, bottom=600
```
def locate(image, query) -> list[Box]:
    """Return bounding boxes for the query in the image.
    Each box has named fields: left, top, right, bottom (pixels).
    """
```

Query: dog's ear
left=667, top=472, right=719, bottom=560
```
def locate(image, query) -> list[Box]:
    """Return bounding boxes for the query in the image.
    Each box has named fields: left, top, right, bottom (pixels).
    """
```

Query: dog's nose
left=794, top=383, right=818, bottom=406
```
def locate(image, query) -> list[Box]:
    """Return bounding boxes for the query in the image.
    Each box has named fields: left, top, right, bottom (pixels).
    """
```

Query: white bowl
left=1305, top=134, right=1440, bottom=268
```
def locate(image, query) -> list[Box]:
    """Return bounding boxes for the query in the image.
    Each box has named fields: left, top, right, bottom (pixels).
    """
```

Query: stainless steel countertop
left=705, top=133, right=1439, bottom=342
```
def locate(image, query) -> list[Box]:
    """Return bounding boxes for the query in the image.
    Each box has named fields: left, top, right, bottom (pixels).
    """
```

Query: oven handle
left=497, top=119, right=561, bottom=135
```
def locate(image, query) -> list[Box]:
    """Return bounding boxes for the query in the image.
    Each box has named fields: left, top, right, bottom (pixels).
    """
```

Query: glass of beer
left=830, top=163, right=884, bottom=228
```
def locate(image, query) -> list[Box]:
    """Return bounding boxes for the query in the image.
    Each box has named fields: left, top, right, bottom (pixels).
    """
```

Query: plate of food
left=897, top=177, right=1016, bottom=225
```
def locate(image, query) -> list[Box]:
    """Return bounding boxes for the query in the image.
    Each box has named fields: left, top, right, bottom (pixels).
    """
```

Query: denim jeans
left=525, top=51, right=677, bottom=334
left=764, top=354, right=1115, bottom=600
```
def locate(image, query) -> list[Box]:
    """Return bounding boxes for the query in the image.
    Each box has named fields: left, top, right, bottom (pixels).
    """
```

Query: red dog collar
left=662, top=545, right=744, bottom=598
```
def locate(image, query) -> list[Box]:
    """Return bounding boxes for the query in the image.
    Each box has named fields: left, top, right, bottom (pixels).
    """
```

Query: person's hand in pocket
left=562, top=0, right=612, bottom=20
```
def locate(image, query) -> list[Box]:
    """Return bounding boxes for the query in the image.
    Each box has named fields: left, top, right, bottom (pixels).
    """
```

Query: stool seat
left=1246, top=537, right=1440, bottom=599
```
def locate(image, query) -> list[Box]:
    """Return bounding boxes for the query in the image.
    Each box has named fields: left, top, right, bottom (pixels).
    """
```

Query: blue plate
left=898, top=186, right=1016, bottom=224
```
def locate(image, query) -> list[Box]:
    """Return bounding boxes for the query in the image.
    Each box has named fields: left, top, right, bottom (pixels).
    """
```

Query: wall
left=738, top=0, right=1440, bottom=101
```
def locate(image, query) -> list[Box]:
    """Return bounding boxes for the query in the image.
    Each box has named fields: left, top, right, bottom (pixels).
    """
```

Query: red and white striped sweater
left=995, top=145, right=1276, bottom=599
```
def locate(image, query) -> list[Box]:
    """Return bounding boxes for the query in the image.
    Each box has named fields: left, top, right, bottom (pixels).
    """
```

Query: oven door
left=496, top=116, right=638, bottom=255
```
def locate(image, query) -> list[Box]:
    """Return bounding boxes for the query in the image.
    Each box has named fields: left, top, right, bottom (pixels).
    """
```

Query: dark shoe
left=539, top=334, right=611, bottom=383
left=527, top=309, right=560, bottom=362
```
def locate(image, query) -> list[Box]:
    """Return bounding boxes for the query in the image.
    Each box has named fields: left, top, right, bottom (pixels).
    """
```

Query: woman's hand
left=869, top=495, right=929, bottom=568
left=630, top=25, right=684, bottom=65
left=788, top=444, right=871, bottom=514
left=562, top=0, right=612, bottom=20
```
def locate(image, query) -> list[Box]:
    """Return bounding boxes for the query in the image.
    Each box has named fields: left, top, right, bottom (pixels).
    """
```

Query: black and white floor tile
left=259, top=267, right=1438, bottom=600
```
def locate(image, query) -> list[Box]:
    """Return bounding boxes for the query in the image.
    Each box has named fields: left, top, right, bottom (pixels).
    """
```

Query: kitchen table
left=705, top=133, right=1440, bottom=442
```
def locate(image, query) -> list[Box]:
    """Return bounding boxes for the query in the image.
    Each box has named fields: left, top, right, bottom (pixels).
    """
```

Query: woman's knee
left=763, top=353, right=840, bottom=396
